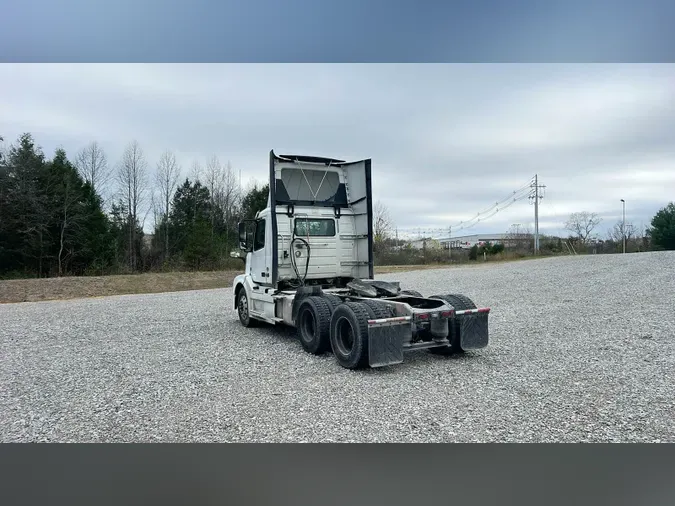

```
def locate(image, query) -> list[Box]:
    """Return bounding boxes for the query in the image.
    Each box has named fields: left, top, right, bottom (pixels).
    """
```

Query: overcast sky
left=2, top=63, right=674, bottom=238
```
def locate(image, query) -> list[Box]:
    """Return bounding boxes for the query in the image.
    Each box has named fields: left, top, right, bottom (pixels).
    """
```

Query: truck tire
left=322, top=294, right=343, bottom=314
left=297, top=296, right=332, bottom=355
left=236, top=288, right=258, bottom=327
left=329, top=301, right=371, bottom=370
left=400, top=289, right=423, bottom=297
left=360, top=299, right=393, bottom=319
left=428, top=294, right=476, bottom=355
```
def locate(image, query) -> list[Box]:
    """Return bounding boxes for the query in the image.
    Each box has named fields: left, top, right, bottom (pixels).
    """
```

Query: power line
left=396, top=196, right=530, bottom=240
left=397, top=192, right=533, bottom=237
left=451, top=181, right=533, bottom=231
left=450, top=193, right=531, bottom=235
left=396, top=176, right=535, bottom=238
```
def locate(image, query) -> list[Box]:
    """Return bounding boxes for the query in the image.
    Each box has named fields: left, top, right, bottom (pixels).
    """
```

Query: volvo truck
left=231, top=151, right=490, bottom=369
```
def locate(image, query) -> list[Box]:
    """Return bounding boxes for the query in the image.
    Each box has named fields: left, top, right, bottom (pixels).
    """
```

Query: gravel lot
left=1, top=251, right=674, bottom=442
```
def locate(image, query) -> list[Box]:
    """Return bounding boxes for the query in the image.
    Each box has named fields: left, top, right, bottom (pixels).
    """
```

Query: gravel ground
left=1, top=251, right=674, bottom=442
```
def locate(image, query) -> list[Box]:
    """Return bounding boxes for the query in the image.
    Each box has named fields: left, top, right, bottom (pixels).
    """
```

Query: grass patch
left=0, top=270, right=240, bottom=304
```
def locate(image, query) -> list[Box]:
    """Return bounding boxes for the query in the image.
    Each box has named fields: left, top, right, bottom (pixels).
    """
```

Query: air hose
left=290, top=235, right=311, bottom=287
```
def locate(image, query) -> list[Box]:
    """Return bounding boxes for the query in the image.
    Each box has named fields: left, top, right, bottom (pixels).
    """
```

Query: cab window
left=254, top=219, right=266, bottom=251
left=294, top=218, right=336, bottom=237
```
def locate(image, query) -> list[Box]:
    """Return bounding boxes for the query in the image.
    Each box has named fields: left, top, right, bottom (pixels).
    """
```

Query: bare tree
left=201, top=155, right=244, bottom=249
left=374, top=200, right=393, bottom=243
left=607, top=220, right=636, bottom=242
left=154, top=150, right=181, bottom=258
left=56, top=172, right=82, bottom=276
left=204, top=155, right=222, bottom=192
left=149, top=190, right=161, bottom=239
left=564, top=211, right=602, bottom=244
left=203, top=155, right=224, bottom=242
left=75, top=141, right=110, bottom=202
left=189, top=159, right=202, bottom=184
left=214, top=160, right=241, bottom=246
left=505, top=223, right=532, bottom=236
left=116, top=140, right=149, bottom=270
left=607, top=219, right=638, bottom=251
left=504, top=223, right=533, bottom=250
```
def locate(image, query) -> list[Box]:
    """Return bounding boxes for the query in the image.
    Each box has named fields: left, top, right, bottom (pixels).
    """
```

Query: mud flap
left=367, top=323, right=408, bottom=367
left=459, top=312, right=489, bottom=350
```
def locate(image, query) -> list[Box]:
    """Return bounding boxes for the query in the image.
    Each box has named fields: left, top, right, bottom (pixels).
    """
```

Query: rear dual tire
left=296, top=296, right=332, bottom=355
left=428, top=293, right=476, bottom=355
left=297, top=297, right=391, bottom=370
left=329, top=301, right=371, bottom=370
left=322, top=294, right=343, bottom=314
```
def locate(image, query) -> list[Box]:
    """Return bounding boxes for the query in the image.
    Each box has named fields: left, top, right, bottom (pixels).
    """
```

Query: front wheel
left=237, top=288, right=258, bottom=327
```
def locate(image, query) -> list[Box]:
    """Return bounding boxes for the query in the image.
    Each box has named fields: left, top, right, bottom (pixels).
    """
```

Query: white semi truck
left=231, top=151, right=490, bottom=369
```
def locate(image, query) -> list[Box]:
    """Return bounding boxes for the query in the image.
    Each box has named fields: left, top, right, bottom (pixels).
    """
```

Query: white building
left=437, top=233, right=532, bottom=249
left=404, top=233, right=533, bottom=250
left=407, top=238, right=443, bottom=249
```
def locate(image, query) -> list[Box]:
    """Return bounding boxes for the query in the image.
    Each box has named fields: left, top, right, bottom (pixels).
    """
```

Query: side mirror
left=238, top=222, right=247, bottom=250
left=238, top=221, right=254, bottom=252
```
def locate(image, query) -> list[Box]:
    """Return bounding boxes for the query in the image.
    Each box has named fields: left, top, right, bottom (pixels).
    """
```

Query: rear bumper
left=366, top=308, right=490, bottom=367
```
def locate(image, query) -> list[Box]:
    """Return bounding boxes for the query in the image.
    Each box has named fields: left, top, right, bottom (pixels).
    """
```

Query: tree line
left=0, top=133, right=269, bottom=278
left=2, top=131, right=674, bottom=277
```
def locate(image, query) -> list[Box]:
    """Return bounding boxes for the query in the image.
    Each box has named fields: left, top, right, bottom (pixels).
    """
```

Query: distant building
left=408, top=238, right=443, bottom=250
left=403, top=232, right=535, bottom=250
left=436, top=233, right=532, bottom=250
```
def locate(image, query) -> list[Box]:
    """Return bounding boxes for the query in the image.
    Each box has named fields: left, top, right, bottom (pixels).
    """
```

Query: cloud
left=1, top=63, right=674, bottom=236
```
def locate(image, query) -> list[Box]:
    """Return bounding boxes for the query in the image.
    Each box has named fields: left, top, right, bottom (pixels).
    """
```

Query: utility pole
left=621, top=199, right=626, bottom=254
left=529, top=174, right=546, bottom=254
left=534, top=174, right=539, bottom=254
left=448, top=225, right=452, bottom=260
